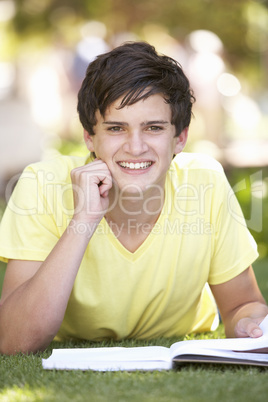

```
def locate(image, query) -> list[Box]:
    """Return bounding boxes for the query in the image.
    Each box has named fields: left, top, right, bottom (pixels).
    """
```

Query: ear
left=83, top=130, right=95, bottom=152
left=174, top=127, right=188, bottom=154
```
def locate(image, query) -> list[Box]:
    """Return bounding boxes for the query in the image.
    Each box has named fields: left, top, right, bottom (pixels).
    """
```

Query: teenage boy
left=0, top=42, right=267, bottom=355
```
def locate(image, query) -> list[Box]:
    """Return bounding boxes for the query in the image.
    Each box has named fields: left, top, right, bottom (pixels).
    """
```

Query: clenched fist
left=70, top=159, right=113, bottom=225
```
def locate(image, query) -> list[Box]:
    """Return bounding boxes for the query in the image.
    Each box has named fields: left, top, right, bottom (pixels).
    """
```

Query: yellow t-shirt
left=0, top=152, right=258, bottom=340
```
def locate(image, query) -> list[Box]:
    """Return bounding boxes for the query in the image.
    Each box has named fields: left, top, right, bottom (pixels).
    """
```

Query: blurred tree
left=10, top=0, right=267, bottom=70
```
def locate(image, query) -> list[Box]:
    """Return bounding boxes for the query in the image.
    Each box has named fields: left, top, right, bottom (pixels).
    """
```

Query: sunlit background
left=0, top=0, right=268, bottom=255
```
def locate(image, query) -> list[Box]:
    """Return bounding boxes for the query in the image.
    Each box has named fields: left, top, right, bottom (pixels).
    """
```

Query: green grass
left=0, top=338, right=268, bottom=402
left=0, top=259, right=268, bottom=402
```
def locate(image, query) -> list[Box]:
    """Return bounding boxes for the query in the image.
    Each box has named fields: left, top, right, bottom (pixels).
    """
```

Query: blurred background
left=0, top=0, right=268, bottom=272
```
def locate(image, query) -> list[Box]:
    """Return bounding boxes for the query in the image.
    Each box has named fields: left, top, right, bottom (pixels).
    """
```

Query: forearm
left=0, top=219, right=96, bottom=355
left=211, top=266, right=268, bottom=339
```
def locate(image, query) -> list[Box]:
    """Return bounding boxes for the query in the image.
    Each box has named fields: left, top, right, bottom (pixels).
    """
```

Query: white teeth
left=119, top=161, right=152, bottom=169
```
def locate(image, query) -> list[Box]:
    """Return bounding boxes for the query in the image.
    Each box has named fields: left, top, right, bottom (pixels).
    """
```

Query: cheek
left=161, top=139, right=177, bottom=155
left=93, top=142, right=114, bottom=160
left=90, top=138, right=104, bottom=156
left=99, top=138, right=123, bottom=156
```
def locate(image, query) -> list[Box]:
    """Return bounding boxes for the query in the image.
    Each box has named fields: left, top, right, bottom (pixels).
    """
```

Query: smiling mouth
left=118, top=161, right=153, bottom=170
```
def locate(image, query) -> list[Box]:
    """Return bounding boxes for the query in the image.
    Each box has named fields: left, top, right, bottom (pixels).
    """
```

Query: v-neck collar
left=100, top=205, right=167, bottom=261
left=99, top=177, right=171, bottom=262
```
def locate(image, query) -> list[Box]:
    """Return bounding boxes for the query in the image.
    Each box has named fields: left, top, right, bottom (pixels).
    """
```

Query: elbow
left=0, top=329, right=52, bottom=355
left=0, top=340, right=45, bottom=356
left=0, top=304, right=61, bottom=355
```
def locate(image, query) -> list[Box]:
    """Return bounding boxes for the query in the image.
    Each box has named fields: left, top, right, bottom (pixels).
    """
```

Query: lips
left=118, top=161, right=153, bottom=170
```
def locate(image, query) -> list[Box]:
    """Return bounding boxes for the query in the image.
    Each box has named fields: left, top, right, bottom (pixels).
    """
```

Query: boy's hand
left=234, top=316, right=265, bottom=338
left=71, top=159, right=113, bottom=224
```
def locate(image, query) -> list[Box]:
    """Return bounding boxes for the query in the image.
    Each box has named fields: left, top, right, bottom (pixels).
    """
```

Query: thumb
left=235, top=317, right=263, bottom=338
left=100, top=189, right=109, bottom=198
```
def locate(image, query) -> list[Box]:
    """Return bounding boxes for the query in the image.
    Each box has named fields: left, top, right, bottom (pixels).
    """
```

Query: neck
left=106, top=184, right=165, bottom=226
left=104, top=185, right=165, bottom=253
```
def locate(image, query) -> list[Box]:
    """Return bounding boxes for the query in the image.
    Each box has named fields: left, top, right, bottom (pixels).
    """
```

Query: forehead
left=99, top=93, right=172, bottom=121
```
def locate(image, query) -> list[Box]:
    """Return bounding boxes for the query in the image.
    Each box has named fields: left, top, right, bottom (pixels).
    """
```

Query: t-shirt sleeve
left=208, top=172, right=259, bottom=285
left=0, top=165, right=63, bottom=262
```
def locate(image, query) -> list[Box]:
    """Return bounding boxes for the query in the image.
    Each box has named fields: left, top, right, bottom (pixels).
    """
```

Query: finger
left=100, top=189, right=109, bottom=198
left=245, top=321, right=263, bottom=338
left=72, top=163, right=112, bottom=185
left=72, top=159, right=108, bottom=174
left=98, top=175, right=113, bottom=196
left=235, top=318, right=263, bottom=338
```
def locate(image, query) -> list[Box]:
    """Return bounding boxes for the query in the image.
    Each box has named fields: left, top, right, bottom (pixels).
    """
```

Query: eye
left=147, top=125, right=163, bottom=132
left=107, top=126, right=123, bottom=132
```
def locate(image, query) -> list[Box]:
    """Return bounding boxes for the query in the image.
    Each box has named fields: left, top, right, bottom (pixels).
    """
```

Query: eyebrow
left=102, top=120, right=169, bottom=126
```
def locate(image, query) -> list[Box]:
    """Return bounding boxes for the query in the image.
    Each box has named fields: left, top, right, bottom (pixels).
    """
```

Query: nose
left=123, top=130, right=149, bottom=155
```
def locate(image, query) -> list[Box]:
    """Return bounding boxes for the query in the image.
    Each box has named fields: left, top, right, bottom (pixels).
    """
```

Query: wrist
left=67, top=217, right=100, bottom=239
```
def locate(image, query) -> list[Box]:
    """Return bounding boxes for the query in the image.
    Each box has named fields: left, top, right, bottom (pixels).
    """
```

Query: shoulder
left=171, top=152, right=224, bottom=174
left=22, top=153, right=92, bottom=184
left=167, top=152, right=228, bottom=191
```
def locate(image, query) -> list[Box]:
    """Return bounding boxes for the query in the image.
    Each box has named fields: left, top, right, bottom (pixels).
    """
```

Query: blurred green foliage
left=8, top=0, right=268, bottom=77
left=55, top=139, right=88, bottom=157
left=226, top=166, right=268, bottom=259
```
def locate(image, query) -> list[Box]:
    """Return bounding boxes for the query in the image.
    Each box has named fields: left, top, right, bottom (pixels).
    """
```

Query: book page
left=170, top=314, right=268, bottom=359
left=42, top=345, right=172, bottom=371
left=173, top=352, right=268, bottom=366
left=173, top=347, right=268, bottom=364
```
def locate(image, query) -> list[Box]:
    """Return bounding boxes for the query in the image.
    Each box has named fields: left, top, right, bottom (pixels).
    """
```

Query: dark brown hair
left=77, top=41, right=195, bottom=136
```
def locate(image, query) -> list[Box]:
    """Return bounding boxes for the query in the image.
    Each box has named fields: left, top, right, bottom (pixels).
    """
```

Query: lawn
left=0, top=259, right=268, bottom=402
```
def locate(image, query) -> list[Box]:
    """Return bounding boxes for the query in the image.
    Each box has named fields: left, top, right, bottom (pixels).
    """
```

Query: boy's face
left=84, top=93, right=187, bottom=194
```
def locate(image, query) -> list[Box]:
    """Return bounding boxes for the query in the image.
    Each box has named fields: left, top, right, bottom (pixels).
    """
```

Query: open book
left=42, top=315, right=268, bottom=371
